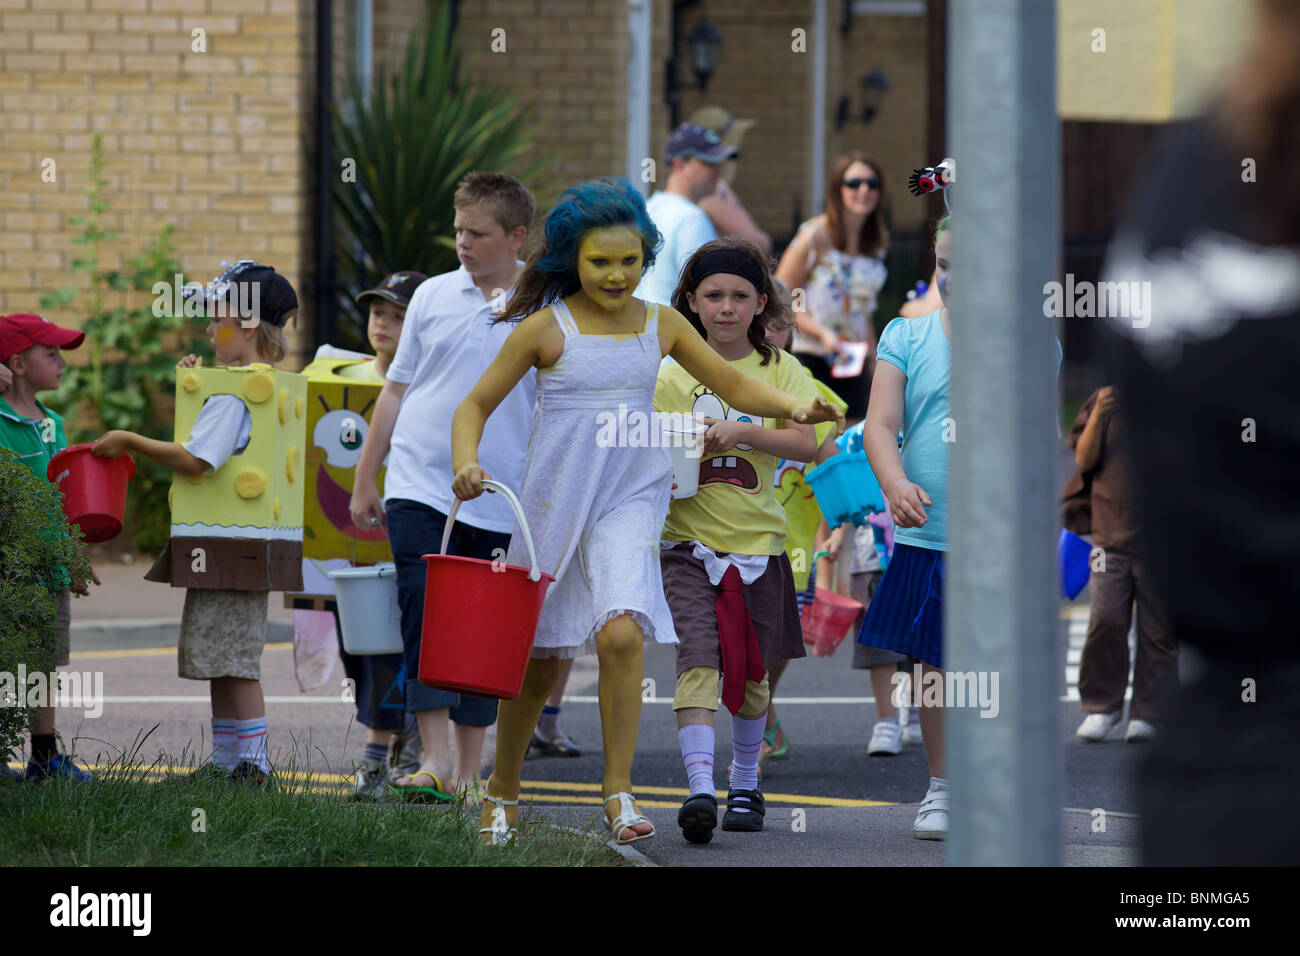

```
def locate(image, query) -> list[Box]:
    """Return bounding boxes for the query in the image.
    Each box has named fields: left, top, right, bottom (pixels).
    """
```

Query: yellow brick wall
left=0, top=0, right=312, bottom=360
left=456, top=0, right=629, bottom=212
left=831, top=14, right=929, bottom=234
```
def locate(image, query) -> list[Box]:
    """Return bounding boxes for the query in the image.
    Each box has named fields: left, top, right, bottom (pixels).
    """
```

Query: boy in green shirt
left=0, top=313, right=99, bottom=781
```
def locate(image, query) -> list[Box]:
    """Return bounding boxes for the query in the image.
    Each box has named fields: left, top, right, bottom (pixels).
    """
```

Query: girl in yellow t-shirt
left=654, top=238, right=820, bottom=845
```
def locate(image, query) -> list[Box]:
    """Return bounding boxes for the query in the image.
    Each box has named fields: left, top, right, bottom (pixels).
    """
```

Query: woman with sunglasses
left=775, top=151, right=890, bottom=425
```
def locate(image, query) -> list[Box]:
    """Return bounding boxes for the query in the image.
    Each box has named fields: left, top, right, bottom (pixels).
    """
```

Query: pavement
left=38, top=558, right=1144, bottom=866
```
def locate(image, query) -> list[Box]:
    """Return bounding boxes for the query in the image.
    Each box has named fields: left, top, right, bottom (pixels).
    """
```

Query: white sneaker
left=1076, top=712, right=1122, bottom=741
left=902, top=706, right=923, bottom=745
left=1125, top=718, right=1157, bottom=742
left=867, top=717, right=903, bottom=756
left=913, top=778, right=949, bottom=840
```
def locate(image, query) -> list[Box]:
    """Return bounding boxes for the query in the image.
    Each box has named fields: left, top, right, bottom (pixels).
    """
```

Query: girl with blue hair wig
left=451, top=176, right=845, bottom=848
left=499, top=177, right=664, bottom=323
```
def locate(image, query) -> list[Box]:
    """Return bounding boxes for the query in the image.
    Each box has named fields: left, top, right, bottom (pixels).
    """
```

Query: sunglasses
left=842, top=177, right=881, bottom=191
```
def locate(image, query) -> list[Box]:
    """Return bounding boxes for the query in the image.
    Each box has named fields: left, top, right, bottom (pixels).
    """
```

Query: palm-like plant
left=330, top=1, right=555, bottom=348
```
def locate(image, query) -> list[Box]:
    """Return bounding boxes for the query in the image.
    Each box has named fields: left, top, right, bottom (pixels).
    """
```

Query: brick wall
left=456, top=0, right=629, bottom=211
left=0, top=0, right=313, bottom=360
left=668, top=0, right=816, bottom=246
left=831, top=14, right=929, bottom=234
left=656, top=2, right=928, bottom=248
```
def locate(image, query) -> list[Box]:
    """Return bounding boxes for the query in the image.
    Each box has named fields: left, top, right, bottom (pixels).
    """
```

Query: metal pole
left=945, top=0, right=1061, bottom=865
left=626, top=0, right=652, bottom=195
left=356, top=0, right=373, bottom=103
left=810, top=0, right=827, bottom=216
left=314, top=0, right=337, bottom=352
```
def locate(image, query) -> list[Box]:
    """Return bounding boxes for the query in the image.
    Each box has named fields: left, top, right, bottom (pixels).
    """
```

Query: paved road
left=45, top=601, right=1142, bottom=865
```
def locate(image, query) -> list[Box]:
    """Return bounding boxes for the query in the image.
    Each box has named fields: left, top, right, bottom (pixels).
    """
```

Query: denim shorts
left=385, top=498, right=509, bottom=726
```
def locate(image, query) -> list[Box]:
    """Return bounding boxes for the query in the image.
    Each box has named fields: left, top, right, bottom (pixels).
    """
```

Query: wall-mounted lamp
left=835, top=68, right=891, bottom=129
left=666, top=2, right=724, bottom=128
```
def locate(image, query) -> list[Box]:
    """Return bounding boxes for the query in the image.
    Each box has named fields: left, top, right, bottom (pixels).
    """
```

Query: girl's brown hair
left=825, top=151, right=891, bottom=258
left=671, top=237, right=782, bottom=366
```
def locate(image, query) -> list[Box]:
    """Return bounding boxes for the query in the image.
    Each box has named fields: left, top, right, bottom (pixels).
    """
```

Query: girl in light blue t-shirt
left=857, top=216, right=954, bottom=841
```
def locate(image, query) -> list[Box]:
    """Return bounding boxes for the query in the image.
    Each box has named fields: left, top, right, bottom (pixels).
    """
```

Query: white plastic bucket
left=327, top=562, right=404, bottom=655
left=657, top=415, right=707, bottom=499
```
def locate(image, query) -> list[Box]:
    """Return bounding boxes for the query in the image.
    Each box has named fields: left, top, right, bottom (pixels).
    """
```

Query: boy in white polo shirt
left=350, top=172, right=537, bottom=800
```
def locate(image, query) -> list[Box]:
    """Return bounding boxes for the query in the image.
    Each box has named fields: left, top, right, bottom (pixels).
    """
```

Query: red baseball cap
left=0, top=313, right=86, bottom=364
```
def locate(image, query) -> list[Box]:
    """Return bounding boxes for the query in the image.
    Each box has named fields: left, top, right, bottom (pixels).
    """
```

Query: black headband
left=689, top=248, right=765, bottom=296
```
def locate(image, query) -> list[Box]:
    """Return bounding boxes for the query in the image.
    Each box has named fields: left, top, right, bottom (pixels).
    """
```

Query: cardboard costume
left=300, top=356, right=391, bottom=564
left=147, top=364, right=308, bottom=591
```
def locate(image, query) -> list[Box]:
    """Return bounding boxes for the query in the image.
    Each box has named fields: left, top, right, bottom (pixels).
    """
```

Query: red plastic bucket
left=418, top=480, right=554, bottom=699
left=46, top=443, right=135, bottom=543
left=800, top=587, right=863, bottom=658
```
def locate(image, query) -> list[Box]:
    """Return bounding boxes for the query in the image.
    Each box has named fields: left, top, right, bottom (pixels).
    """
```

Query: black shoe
left=229, top=760, right=275, bottom=788
left=721, top=788, right=765, bottom=832
left=188, top=762, right=232, bottom=785
left=526, top=730, right=581, bottom=758
left=678, top=793, right=718, bottom=844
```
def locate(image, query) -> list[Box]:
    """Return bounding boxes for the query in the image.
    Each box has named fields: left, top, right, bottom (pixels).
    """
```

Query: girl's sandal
left=603, top=792, right=655, bottom=845
left=479, top=792, right=519, bottom=846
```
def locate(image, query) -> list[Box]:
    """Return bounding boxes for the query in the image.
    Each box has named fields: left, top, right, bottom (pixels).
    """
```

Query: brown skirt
left=660, top=544, right=805, bottom=678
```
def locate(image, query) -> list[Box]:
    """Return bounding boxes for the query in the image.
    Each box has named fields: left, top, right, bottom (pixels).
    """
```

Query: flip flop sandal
left=389, top=770, right=455, bottom=803
left=604, top=792, right=656, bottom=846
left=479, top=793, right=519, bottom=846
left=764, top=721, right=790, bottom=760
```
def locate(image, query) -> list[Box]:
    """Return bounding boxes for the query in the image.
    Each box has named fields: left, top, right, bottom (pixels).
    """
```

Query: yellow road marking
left=12, top=764, right=892, bottom=807
left=515, top=779, right=890, bottom=807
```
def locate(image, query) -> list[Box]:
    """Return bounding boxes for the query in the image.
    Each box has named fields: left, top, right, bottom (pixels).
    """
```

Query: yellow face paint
left=214, top=325, right=235, bottom=346
left=576, top=226, right=643, bottom=313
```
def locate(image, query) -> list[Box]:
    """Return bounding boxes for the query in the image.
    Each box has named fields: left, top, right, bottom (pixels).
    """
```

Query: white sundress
left=505, top=298, right=679, bottom=659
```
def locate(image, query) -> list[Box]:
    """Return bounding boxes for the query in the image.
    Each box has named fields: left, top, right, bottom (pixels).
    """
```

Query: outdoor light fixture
left=688, top=20, right=723, bottom=90
left=666, top=1, right=724, bottom=127
left=835, top=67, right=890, bottom=129
left=860, top=68, right=890, bottom=123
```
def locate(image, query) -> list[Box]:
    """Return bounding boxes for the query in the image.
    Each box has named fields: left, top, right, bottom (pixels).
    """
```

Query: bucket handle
left=441, top=479, right=544, bottom=583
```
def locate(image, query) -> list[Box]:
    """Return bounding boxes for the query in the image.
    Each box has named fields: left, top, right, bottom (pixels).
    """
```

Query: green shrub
left=328, top=0, right=558, bottom=350
left=0, top=447, right=92, bottom=755
left=38, top=133, right=205, bottom=555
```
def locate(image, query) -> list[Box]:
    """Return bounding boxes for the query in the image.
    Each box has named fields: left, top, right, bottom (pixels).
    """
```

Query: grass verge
left=0, top=730, right=627, bottom=868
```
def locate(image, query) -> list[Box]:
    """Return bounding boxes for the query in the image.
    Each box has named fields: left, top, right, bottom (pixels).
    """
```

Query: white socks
left=234, top=717, right=269, bottom=772
left=212, top=718, right=238, bottom=771
left=678, top=724, right=716, bottom=796
left=728, top=713, right=766, bottom=799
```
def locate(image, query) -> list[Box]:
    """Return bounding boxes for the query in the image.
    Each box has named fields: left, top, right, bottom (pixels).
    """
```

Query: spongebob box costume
left=160, top=364, right=308, bottom=591
left=300, top=356, right=391, bottom=565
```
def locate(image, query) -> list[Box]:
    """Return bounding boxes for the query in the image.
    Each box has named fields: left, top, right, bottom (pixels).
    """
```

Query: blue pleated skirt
left=856, top=542, right=945, bottom=668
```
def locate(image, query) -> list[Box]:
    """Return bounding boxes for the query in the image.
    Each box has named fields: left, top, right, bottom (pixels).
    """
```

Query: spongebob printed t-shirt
left=655, top=348, right=819, bottom=556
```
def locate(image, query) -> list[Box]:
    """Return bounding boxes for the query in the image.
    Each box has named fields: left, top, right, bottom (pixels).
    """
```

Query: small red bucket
left=46, top=443, right=135, bottom=543
left=800, top=587, right=863, bottom=658
left=418, top=480, right=554, bottom=699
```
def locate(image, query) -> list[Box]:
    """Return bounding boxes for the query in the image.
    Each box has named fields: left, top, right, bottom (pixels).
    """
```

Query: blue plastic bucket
left=806, top=453, right=885, bottom=527
left=1058, top=529, right=1092, bottom=600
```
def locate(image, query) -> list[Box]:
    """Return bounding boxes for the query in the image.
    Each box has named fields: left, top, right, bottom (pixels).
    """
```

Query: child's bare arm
left=91, top=430, right=207, bottom=477
left=451, top=311, right=556, bottom=499
left=863, top=362, right=930, bottom=528
left=700, top=417, right=817, bottom=462
left=663, top=309, right=844, bottom=431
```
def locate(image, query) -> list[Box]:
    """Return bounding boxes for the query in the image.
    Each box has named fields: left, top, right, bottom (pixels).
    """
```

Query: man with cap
left=689, top=106, right=772, bottom=256
left=637, top=123, right=737, bottom=306
left=0, top=313, right=98, bottom=781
